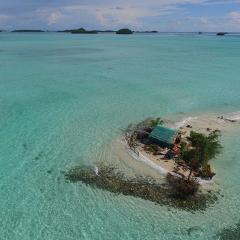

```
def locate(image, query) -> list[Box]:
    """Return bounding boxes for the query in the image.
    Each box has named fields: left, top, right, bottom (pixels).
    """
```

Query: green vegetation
left=65, top=117, right=224, bottom=203
left=188, top=130, right=222, bottom=166
left=124, top=118, right=223, bottom=198
left=59, top=28, right=98, bottom=34
left=124, top=117, right=164, bottom=152
left=181, top=130, right=222, bottom=179
left=12, top=30, right=44, bottom=32
left=116, top=28, right=133, bottom=34
left=150, top=117, right=164, bottom=128
left=167, top=129, right=222, bottom=197
left=70, top=28, right=98, bottom=34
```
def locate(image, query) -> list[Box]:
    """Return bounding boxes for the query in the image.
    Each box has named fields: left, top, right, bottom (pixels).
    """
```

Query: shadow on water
left=65, top=164, right=219, bottom=212
left=217, top=221, right=240, bottom=240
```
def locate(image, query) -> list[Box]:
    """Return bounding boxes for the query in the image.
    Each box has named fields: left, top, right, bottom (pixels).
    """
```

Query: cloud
left=0, top=14, right=13, bottom=22
left=46, top=11, right=63, bottom=25
left=93, top=6, right=154, bottom=28
left=229, top=11, right=240, bottom=24
left=0, top=0, right=240, bottom=31
left=60, top=1, right=193, bottom=29
left=42, top=5, right=158, bottom=28
left=37, top=9, right=63, bottom=25
left=95, top=7, right=151, bottom=27
left=0, top=14, right=14, bottom=29
left=0, top=0, right=213, bottom=30
left=199, top=17, right=208, bottom=24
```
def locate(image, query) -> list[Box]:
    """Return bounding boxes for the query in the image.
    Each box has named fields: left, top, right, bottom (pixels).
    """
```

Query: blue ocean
left=0, top=32, right=240, bottom=239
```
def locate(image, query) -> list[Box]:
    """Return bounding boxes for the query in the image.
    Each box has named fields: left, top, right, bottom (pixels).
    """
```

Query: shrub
left=196, top=164, right=216, bottom=179
left=167, top=173, right=199, bottom=198
left=187, top=130, right=222, bottom=167
left=144, top=144, right=161, bottom=155
left=150, top=117, right=164, bottom=128
left=180, top=142, right=194, bottom=163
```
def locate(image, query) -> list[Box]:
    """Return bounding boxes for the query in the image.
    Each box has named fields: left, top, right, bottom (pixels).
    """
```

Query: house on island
left=149, top=125, right=178, bottom=148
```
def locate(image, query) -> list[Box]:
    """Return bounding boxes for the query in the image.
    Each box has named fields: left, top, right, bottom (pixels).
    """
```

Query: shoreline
left=119, top=112, right=240, bottom=188
left=64, top=111, right=239, bottom=209
left=123, top=139, right=214, bottom=185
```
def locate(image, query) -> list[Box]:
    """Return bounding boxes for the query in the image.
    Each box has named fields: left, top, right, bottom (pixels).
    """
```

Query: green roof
left=149, top=125, right=178, bottom=146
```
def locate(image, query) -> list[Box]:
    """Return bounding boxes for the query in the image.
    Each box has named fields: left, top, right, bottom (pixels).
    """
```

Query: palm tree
left=150, top=117, right=164, bottom=128
left=180, top=130, right=222, bottom=180
left=188, top=130, right=222, bottom=167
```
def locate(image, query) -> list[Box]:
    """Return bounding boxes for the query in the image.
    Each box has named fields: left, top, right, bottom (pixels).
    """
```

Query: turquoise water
left=0, top=32, right=240, bottom=239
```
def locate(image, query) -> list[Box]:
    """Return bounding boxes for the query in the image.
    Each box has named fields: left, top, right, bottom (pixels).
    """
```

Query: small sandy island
left=65, top=112, right=240, bottom=208
left=120, top=112, right=240, bottom=188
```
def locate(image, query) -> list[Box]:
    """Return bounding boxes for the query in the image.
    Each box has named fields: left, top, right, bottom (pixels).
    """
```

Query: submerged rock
left=217, top=221, right=240, bottom=240
left=166, top=173, right=199, bottom=199
left=187, top=226, right=203, bottom=237
left=65, top=164, right=218, bottom=211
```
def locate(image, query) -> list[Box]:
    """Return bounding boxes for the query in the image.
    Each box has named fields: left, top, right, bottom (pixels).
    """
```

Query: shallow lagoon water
left=0, top=32, right=240, bottom=239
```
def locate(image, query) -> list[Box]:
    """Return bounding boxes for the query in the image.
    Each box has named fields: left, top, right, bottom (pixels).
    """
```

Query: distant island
left=216, top=32, right=227, bottom=36
left=71, top=28, right=97, bottom=34
left=116, top=28, right=133, bottom=34
left=59, top=28, right=116, bottom=34
left=3, top=30, right=237, bottom=36
left=59, top=28, right=134, bottom=35
left=7, top=28, right=160, bottom=35
left=12, top=30, right=44, bottom=32
left=59, top=28, right=97, bottom=34
left=97, top=30, right=116, bottom=33
left=135, top=30, right=158, bottom=33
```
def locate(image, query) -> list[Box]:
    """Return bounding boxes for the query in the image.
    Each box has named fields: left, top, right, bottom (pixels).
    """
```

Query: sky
left=0, top=0, right=240, bottom=31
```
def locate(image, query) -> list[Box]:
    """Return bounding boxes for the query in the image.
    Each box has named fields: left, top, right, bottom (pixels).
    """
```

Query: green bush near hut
left=181, top=130, right=222, bottom=179
left=188, top=130, right=222, bottom=166
left=150, top=117, right=164, bottom=128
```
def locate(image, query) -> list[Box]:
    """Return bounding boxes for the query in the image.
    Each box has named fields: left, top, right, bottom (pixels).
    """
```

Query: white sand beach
left=116, top=112, right=240, bottom=187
